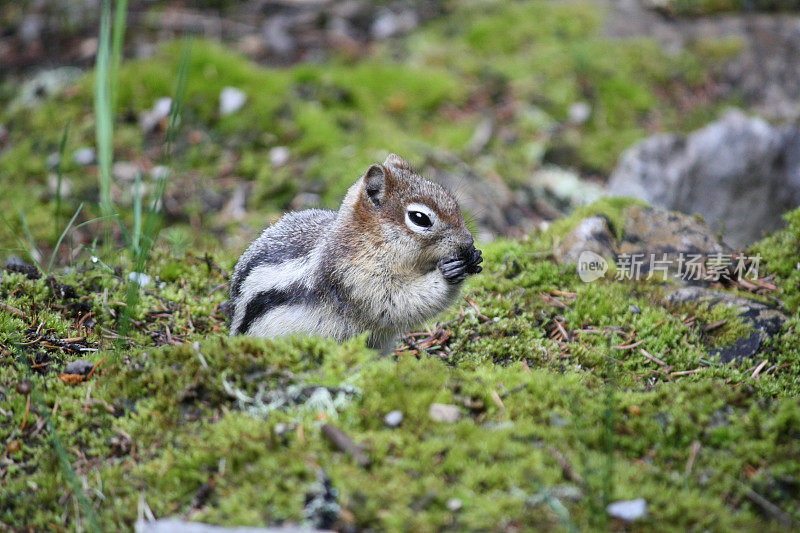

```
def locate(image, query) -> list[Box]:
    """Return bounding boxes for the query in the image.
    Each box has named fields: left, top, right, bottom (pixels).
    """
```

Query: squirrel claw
left=465, top=248, right=483, bottom=274
left=438, top=247, right=483, bottom=284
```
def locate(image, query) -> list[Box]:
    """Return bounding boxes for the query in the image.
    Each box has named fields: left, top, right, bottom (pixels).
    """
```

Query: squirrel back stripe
left=236, top=287, right=295, bottom=335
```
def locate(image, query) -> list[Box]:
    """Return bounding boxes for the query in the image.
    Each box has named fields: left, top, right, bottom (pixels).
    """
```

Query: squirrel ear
left=383, top=153, right=411, bottom=170
left=363, top=164, right=387, bottom=207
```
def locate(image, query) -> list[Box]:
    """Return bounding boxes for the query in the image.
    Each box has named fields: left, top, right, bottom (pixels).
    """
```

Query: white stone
left=384, top=410, right=403, bottom=428
left=446, top=498, right=462, bottom=512
left=220, top=87, right=247, bottom=116
left=269, top=146, right=290, bottom=168
left=72, top=147, right=96, bottom=166
left=607, top=498, right=647, bottom=522
left=568, top=101, right=591, bottom=125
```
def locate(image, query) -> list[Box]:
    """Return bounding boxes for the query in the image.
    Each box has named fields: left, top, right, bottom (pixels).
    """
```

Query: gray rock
left=555, top=216, right=617, bottom=265
left=72, top=147, right=96, bottom=166
left=556, top=204, right=735, bottom=283
left=371, top=9, right=418, bottom=40
left=607, top=498, right=647, bottom=522
left=665, top=287, right=787, bottom=363
left=607, top=109, right=800, bottom=247
left=429, top=403, right=461, bottom=423
left=20, top=14, right=44, bottom=43
left=263, top=16, right=296, bottom=56
left=64, top=359, right=94, bottom=376
left=384, top=410, right=404, bottom=428
left=220, top=87, right=247, bottom=117
left=11, top=67, right=82, bottom=111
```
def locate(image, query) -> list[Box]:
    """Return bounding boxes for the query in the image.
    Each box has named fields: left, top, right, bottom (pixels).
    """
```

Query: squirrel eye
left=408, top=210, right=433, bottom=228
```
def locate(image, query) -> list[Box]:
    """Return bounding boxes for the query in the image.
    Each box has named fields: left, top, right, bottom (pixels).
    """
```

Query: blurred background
left=2, top=0, right=800, bottom=265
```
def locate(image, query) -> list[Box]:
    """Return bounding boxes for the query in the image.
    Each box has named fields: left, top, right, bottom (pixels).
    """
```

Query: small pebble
left=219, top=87, right=247, bottom=116
left=72, top=147, right=96, bottom=166
left=607, top=498, right=647, bottom=522
left=64, top=359, right=94, bottom=376
left=446, top=498, right=462, bottom=512
left=384, top=410, right=403, bottom=428
left=274, top=423, right=288, bottom=436
left=429, top=403, right=461, bottom=423
left=568, top=101, right=591, bottom=125
left=629, top=305, right=641, bottom=314
left=16, top=380, right=31, bottom=395
left=269, top=146, right=290, bottom=168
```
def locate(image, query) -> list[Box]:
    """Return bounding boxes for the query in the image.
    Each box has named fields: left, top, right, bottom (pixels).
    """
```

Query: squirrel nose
left=458, top=236, right=476, bottom=257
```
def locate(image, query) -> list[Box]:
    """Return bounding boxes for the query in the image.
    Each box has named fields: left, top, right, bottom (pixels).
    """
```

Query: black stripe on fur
left=237, top=286, right=307, bottom=335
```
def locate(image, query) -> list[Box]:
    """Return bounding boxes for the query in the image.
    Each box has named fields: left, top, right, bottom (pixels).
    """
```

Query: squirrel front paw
left=438, top=247, right=483, bottom=285
left=465, top=247, right=483, bottom=275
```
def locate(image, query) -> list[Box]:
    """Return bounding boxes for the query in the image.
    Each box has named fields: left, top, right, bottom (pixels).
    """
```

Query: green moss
left=2, top=213, right=800, bottom=530
left=752, top=206, right=800, bottom=312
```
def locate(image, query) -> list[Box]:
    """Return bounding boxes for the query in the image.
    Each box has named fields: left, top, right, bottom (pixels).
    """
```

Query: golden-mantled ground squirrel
left=229, top=153, right=482, bottom=352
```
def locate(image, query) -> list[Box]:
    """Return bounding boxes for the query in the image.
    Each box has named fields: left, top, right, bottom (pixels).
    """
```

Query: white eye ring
left=405, top=203, right=437, bottom=233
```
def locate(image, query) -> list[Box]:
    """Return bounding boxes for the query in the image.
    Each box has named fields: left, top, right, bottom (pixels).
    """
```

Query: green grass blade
left=94, top=0, right=114, bottom=217
left=165, top=38, right=192, bottom=154
left=132, top=171, right=142, bottom=254
left=115, top=39, right=191, bottom=342
left=73, top=214, right=118, bottom=230
left=47, top=202, right=84, bottom=274
left=54, top=121, right=70, bottom=240
left=17, top=209, right=41, bottom=265
left=110, top=0, right=129, bottom=115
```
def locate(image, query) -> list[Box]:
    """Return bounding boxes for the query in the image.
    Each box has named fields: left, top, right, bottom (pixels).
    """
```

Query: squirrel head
left=342, top=154, right=475, bottom=272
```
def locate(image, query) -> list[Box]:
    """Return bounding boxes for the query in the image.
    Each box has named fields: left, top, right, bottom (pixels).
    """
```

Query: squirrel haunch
left=229, top=153, right=482, bottom=353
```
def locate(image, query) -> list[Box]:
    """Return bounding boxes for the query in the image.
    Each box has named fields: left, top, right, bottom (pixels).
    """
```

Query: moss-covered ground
left=2, top=202, right=799, bottom=531
left=2, top=0, right=799, bottom=531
